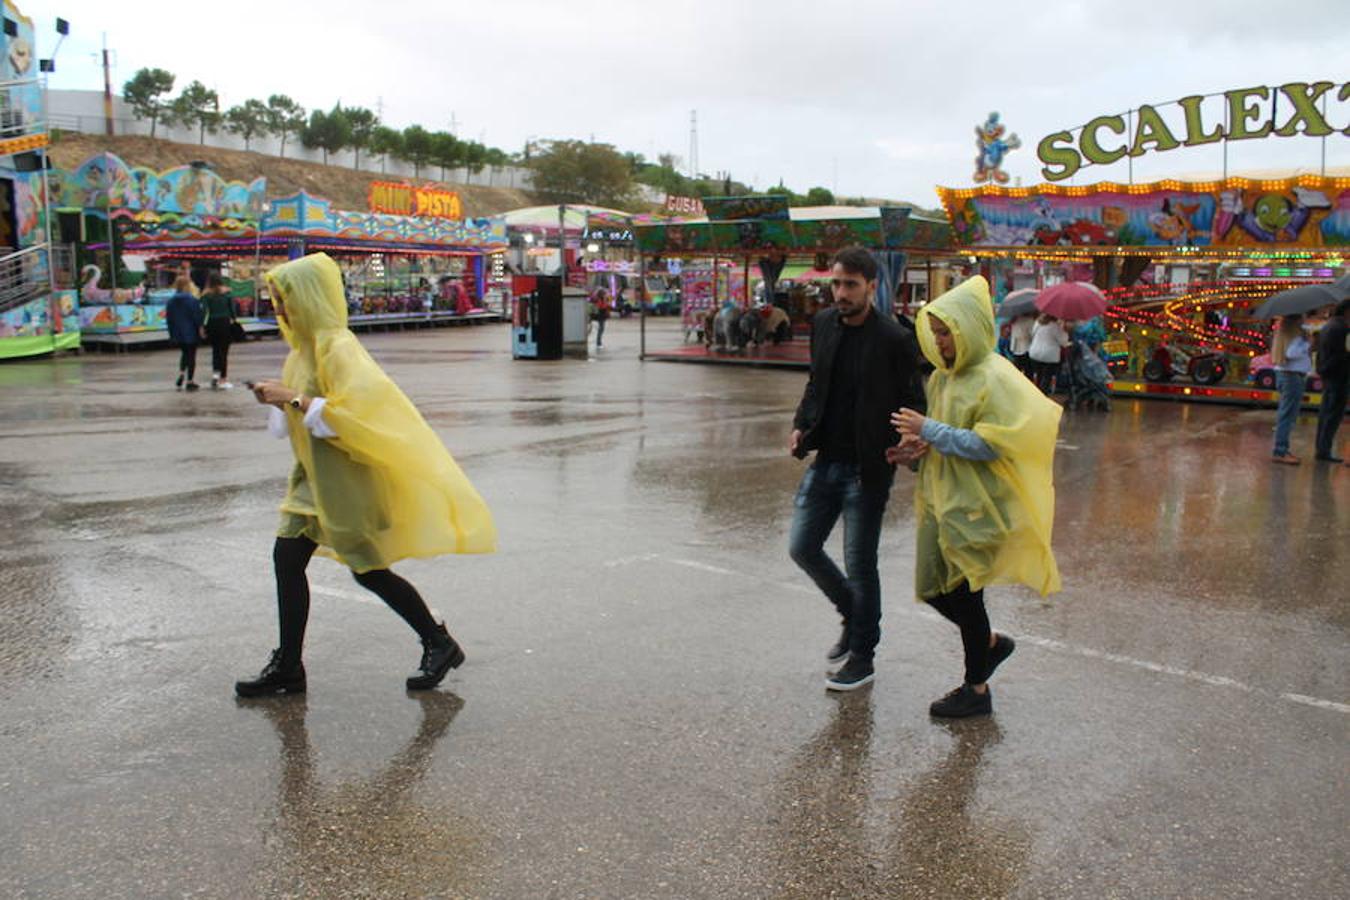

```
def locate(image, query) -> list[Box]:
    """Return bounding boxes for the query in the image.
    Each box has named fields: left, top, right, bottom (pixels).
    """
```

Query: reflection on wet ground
left=245, top=692, right=487, bottom=898
left=1, top=320, right=1346, bottom=898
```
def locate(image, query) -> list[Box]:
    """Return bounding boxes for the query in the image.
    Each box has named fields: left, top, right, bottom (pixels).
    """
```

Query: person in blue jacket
left=165, top=274, right=203, bottom=391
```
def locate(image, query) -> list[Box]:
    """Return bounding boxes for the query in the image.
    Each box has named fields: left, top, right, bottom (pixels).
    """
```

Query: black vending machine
left=512, top=275, right=563, bottom=360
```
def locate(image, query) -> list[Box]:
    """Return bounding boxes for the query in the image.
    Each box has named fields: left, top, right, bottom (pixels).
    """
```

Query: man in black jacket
left=1314, top=298, right=1350, bottom=463
left=789, top=246, right=926, bottom=691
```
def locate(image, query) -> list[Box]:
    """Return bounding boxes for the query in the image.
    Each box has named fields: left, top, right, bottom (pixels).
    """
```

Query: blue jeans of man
left=1314, top=370, right=1348, bottom=458
left=788, top=460, right=892, bottom=662
left=1273, top=371, right=1306, bottom=457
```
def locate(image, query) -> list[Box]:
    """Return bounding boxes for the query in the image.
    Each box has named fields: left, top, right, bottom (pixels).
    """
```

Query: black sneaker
left=825, top=656, right=874, bottom=692
left=985, top=634, right=1016, bottom=680
left=406, top=624, right=465, bottom=691
left=235, top=649, right=306, bottom=697
left=185, top=382, right=200, bottom=392
left=826, top=624, right=850, bottom=665
left=929, top=684, right=992, bottom=718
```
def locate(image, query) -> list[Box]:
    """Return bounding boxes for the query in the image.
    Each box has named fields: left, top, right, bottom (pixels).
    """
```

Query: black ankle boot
left=406, top=624, right=465, bottom=691
left=235, top=649, right=306, bottom=698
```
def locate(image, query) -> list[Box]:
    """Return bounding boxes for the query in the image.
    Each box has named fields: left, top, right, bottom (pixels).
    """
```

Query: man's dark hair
left=832, top=246, right=878, bottom=282
left=1336, top=298, right=1350, bottom=317
left=206, top=273, right=224, bottom=290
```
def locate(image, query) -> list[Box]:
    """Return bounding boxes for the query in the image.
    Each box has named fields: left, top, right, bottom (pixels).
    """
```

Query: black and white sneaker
left=826, top=625, right=850, bottom=665
left=825, top=656, right=874, bottom=692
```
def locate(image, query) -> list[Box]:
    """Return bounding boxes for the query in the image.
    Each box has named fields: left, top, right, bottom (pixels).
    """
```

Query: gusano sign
left=1037, top=82, right=1349, bottom=181
left=367, top=182, right=463, bottom=219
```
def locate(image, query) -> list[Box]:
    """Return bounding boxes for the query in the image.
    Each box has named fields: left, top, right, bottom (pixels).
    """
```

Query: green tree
left=344, top=106, right=378, bottom=170
left=165, top=80, right=219, bottom=144
left=429, top=131, right=464, bottom=180
left=527, top=139, right=635, bottom=208
left=803, top=186, right=835, bottom=206
left=121, top=68, right=175, bottom=138
left=224, top=99, right=270, bottom=151
left=464, top=140, right=490, bottom=175
left=264, top=95, right=306, bottom=158
left=369, top=125, right=404, bottom=174
left=400, top=125, right=435, bottom=179
left=302, top=105, right=352, bottom=165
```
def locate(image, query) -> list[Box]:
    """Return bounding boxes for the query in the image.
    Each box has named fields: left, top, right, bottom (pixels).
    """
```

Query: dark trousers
left=1030, top=359, right=1059, bottom=394
left=177, top=345, right=197, bottom=381
left=926, top=581, right=991, bottom=685
left=1314, top=372, right=1348, bottom=458
left=788, top=461, right=892, bottom=662
left=207, top=323, right=232, bottom=379
left=273, top=535, right=440, bottom=668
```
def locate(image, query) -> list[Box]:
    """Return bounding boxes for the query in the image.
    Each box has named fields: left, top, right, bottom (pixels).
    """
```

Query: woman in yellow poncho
left=235, top=253, right=496, bottom=698
left=890, top=276, right=1060, bottom=718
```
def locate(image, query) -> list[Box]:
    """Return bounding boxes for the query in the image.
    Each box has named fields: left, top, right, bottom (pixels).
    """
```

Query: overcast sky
left=22, top=0, right=1350, bottom=206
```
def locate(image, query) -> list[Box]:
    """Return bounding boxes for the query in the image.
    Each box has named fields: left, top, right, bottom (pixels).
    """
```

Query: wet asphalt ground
left=1, top=318, right=1347, bottom=899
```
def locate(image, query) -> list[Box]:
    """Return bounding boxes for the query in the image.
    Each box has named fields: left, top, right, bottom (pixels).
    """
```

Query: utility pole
left=101, top=32, right=113, bottom=135
left=689, top=110, right=699, bottom=180
left=449, top=111, right=458, bottom=136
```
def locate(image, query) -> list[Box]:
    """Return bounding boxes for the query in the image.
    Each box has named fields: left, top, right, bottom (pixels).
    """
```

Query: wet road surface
left=1, top=319, right=1347, bottom=899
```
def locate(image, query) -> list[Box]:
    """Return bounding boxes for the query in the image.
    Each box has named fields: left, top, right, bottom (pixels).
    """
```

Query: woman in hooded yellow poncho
left=890, top=276, right=1060, bottom=719
left=235, top=253, right=496, bottom=699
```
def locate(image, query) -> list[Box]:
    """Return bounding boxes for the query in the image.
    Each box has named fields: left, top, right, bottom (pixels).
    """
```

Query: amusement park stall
left=51, top=151, right=266, bottom=347
left=938, top=173, right=1350, bottom=405
left=633, top=195, right=955, bottom=366
left=0, top=3, right=78, bottom=361
left=54, top=153, right=508, bottom=346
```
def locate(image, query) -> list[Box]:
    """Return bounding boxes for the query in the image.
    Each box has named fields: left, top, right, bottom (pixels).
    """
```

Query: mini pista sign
left=1037, top=82, right=1349, bottom=181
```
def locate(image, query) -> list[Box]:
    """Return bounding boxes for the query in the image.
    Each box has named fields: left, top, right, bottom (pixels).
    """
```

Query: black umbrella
left=1327, top=273, right=1350, bottom=302
left=1250, top=284, right=1339, bottom=319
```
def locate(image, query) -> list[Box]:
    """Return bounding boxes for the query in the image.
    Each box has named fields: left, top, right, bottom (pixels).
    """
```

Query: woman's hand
left=891, top=407, right=926, bottom=437
left=250, top=380, right=296, bottom=409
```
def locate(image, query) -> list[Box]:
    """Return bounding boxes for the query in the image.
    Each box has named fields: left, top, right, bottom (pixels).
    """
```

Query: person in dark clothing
left=1314, top=299, right=1350, bottom=463
left=165, top=274, right=203, bottom=392
left=201, top=273, right=237, bottom=390
left=789, top=246, right=926, bottom=692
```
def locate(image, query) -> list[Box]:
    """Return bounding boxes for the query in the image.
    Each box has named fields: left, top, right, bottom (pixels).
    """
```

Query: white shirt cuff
left=304, top=397, right=337, bottom=439
left=267, top=406, right=289, bottom=439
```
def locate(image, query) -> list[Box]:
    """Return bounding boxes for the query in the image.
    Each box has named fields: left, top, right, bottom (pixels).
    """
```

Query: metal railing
left=0, top=78, right=46, bottom=141
left=0, top=244, right=52, bottom=315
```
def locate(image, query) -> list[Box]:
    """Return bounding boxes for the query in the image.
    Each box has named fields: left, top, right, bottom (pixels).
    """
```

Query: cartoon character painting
left=1150, top=198, right=1202, bottom=245
left=973, top=112, right=1021, bottom=184
left=1214, top=186, right=1332, bottom=245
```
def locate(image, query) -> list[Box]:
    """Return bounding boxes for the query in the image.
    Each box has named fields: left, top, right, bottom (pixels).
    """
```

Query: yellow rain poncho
left=913, top=276, right=1061, bottom=599
left=266, top=253, right=495, bottom=572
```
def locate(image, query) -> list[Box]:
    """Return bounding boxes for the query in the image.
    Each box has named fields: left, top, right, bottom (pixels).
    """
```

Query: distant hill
left=46, top=132, right=543, bottom=217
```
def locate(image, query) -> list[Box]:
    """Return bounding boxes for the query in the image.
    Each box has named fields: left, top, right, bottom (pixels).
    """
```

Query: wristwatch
left=288, top=393, right=305, bottom=410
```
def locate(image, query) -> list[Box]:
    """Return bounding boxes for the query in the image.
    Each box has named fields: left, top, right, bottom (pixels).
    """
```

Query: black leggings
left=1030, top=360, right=1059, bottom=394
left=177, top=345, right=197, bottom=380
left=273, top=535, right=439, bottom=667
left=207, top=323, right=232, bottom=379
left=926, top=581, right=991, bottom=685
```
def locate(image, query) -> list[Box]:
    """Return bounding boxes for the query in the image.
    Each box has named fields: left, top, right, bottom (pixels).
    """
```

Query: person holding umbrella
left=1313, top=298, right=1350, bottom=464
left=1269, top=314, right=1312, bottom=465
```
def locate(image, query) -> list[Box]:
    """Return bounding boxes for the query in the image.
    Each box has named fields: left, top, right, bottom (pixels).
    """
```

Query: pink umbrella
left=1035, top=281, right=1107, bottom=320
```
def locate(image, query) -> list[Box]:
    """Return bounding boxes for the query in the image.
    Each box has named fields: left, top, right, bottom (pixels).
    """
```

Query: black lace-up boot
left=406, top=623, right=465, bottom=691
left=235, top=649, right=306, bottom=698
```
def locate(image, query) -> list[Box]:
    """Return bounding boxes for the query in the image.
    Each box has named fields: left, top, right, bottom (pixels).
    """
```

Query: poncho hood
left=917, top=275, right=996, bottom=374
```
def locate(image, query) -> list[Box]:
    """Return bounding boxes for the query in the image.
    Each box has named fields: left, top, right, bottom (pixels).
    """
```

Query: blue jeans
left=1273, top=371, right=1306, bottom=456
left=788, top=461, right=892, bottom=662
